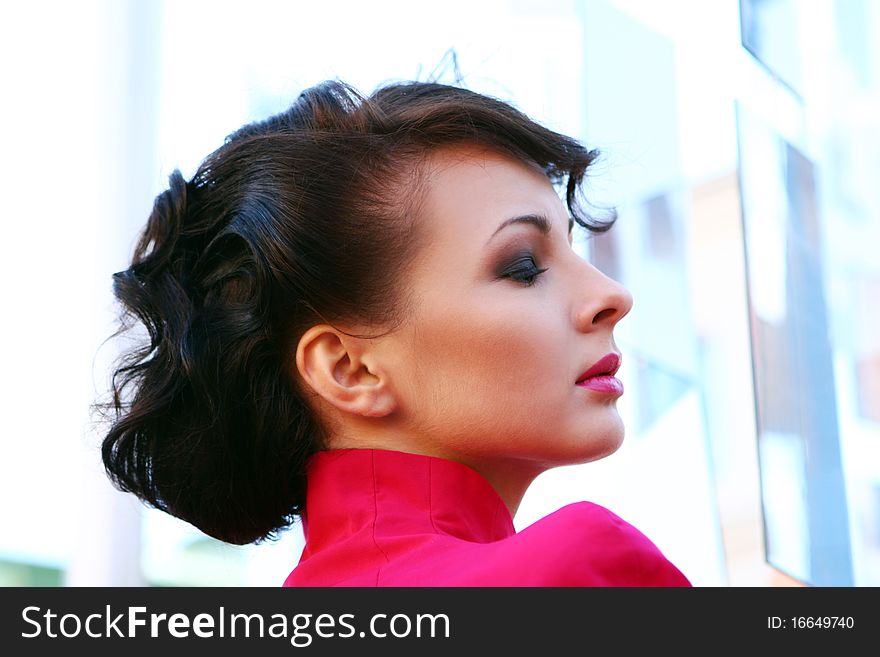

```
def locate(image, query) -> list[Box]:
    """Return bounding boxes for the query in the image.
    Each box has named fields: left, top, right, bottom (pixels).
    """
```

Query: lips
left=575, top=353, right=621, bottom=384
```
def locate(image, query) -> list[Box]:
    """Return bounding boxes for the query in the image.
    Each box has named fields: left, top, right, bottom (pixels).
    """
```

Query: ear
left=294, top=324, right=398, bottom=418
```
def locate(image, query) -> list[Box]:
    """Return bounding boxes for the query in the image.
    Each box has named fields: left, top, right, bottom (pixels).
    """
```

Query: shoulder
left=504, top=501, right=691, bottom=586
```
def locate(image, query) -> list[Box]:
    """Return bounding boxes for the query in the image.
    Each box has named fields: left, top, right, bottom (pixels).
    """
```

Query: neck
left=459, top=458, right=542, bottom=518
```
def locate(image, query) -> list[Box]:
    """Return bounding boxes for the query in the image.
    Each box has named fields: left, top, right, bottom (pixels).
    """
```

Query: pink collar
left=300, top=448, right=515, bottom=556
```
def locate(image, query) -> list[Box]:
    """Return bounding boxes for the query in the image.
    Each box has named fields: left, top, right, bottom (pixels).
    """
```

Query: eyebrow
left=490, top=213, right=551, bottom=242
left=486, top=213, right=574, bottom=245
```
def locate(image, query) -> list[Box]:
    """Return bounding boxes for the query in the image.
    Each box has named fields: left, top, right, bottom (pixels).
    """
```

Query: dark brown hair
left=98, top=79, right=614, bottom=544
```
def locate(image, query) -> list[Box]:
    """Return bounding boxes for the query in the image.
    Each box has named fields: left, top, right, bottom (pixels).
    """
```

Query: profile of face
left=296, top=144, right=633, bottom=511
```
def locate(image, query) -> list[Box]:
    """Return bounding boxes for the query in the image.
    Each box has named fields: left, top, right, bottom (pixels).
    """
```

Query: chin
left=567, top=419, right=626, bottom=465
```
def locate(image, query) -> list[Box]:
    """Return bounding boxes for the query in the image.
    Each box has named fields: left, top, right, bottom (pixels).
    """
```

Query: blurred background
left=1, top=0, right=877, bottom=587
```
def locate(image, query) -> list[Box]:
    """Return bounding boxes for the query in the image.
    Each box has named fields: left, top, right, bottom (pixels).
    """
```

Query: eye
left=503, top=255, right=548, bottom=287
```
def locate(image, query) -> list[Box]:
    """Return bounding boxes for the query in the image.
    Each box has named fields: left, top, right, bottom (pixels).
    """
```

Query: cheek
left=413, top=299, right=565, bottom=404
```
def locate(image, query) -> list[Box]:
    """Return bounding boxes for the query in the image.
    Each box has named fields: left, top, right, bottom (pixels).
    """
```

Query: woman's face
left=375, top=145, right=634, bottom=489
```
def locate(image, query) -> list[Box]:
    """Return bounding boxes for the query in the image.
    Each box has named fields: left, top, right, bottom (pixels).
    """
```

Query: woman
left=101, top=79, right=691, bottom=586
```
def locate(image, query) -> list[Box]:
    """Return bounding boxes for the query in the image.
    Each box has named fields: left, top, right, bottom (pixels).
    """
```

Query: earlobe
left=295, top=325, right=397, bottom=418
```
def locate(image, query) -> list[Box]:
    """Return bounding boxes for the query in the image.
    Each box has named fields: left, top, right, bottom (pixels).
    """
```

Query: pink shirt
left=284, top=448, right=691, bottom=587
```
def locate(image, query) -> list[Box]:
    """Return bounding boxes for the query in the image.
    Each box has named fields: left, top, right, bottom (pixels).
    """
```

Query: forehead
left=417, top=145, right=565, bottom=236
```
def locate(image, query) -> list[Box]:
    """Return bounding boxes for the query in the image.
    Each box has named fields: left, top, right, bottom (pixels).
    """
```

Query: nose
left=573, top=262, right=633, bottom=331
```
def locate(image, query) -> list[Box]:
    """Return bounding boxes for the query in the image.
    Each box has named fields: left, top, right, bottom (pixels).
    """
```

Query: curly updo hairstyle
left=99, top=78, right=614, bottom=545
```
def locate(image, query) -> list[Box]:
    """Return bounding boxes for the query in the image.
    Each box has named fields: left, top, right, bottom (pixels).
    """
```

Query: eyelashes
left=502, top=254, right=548, bottom=287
